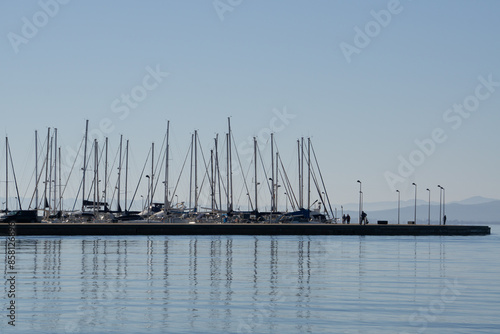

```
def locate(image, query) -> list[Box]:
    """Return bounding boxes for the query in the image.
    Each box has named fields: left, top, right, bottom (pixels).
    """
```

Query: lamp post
left=442, top=186, right=446, bottom=225
left=438, top=185, right=442, bottom=225
left=426, top=188, right=430, bottom=225
left=357, top=180, right=362, bottom=224
left=412, top=182, right=417, bottom=224
left=396, top=190, right=400, bottom=225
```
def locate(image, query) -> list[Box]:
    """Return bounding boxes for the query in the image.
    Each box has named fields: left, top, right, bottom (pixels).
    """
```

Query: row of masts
left=2, top=118, right=334, bottom=221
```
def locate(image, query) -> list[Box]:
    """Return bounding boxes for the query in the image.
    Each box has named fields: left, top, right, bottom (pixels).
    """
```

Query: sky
left=1, top=0, right=499, bottom=212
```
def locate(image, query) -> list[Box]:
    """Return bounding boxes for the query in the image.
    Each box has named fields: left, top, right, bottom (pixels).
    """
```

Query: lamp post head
left=412, top=182, right=416, bottom=186
left=426, top=188, right=430, bottom=191
left=357, top=180, right=361, bottom=183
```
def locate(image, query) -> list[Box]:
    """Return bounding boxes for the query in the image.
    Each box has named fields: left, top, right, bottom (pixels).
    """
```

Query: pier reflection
left=1, top=234, right=449, bottom=333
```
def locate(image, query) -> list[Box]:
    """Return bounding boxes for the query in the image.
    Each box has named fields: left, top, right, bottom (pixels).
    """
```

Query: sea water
left=2, top=225, right=499, bottom=333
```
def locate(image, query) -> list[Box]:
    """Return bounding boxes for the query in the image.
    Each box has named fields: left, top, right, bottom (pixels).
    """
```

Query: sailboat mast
left=226, top=132, right=230, bottom=212
left=35, top=131, right=38, bottom=210
left=82, top=121, right=88, bottom=212
left=44, top=128, right=50, bottom=214
left=5, top=137, right=8, bottom=212
left=276, top=152, right=279, bottom=211
left=210, top=149, right=214, bottom=211
left=271, top=133, right=275, bottom=213
left=194, top=130, right=198, bottom=212
left=254, top=137, right=258, bottom=213
left=188, top=134, right=193, bottom=210
left=48, top=135, right=53, bottom=214
left=297, top=139, right=301, bottom=209
left=104, top=137, right=108, bottom=208
left=151, top=142, right=154, bottom=208
left=215, top=135, right=221, bottom=210
left=301, top=137, right=304, bottom=208
left=117, top=134, right=122, bottom=212
left=307, top=137, right=311, bottom=211
left=164, top=120, right=170, bottom=212
left=94, top=139, right=98, bottom=216
left=53, top=128, right=57, bottom=215
left=227, top=117, right=233, bottom=212
left=125, top=139, right=129, bottom=212
left=58, top=146, right=62, bottom=212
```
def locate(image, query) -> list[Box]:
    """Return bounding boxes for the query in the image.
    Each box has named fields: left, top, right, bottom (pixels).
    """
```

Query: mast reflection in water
left=3, top=231, right=500, bottom=333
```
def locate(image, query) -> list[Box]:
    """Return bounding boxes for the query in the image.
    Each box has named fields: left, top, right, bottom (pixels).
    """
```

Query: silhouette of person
left=342, top=214, right=346, bottom=224
left=443, top=215, right=447, bottom=225
left=346, top=214, right=351, bottom=224
left=361, top=211, right=367, bottom=225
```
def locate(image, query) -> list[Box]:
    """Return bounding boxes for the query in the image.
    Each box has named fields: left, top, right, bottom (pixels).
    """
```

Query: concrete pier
left=0, top=223, right=491, bottom=236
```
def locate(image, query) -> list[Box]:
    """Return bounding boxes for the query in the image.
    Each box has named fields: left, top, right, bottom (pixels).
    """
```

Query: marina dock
left=1, top=223, right=491, bottom=236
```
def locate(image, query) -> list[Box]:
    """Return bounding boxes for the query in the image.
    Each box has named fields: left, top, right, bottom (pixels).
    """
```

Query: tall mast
left=297, top=139, right=301, bottom=209
left=254, top=137, right=258, bottom=213
left=44, top=128, right=50, bottom=214
left=226, top=132, right=230, bottom=212
left=35, top=131, right=38, bottom=210
left=125, top=139, right=129, bottom=212
left=53, top=128, right=57, bottom=214
left=151, top=142, right=154, bottom=208
left=189, top=134, right=193, bottom=210
left=58, top=146, right=62, bottom=212
left=117, top=134, right=123, bottom=212
left=94, top=139, right=98, bottom=216
left=5, top=137, right=8, bottom=212
left=194, top=130, right=198, bottom=212
left=215, top=135, right=221, bottom=210
left=307, top=137, right=311, bottom=211
left=48, top=135, right=53, bottom=214
left=227, top=117, right=233, bottom=212
left=276, top=152, right=279, bottom=212
left=104, top=137, right=108, bottom=208
left=301, top=137, right=304, bottom=209
left=271, top=133, right=275, bottom=213
left=164, top=121, right=170, bottom=212
left=82, top=121, right=88, bottom=212
left=210, top=149, right=214, bottom=211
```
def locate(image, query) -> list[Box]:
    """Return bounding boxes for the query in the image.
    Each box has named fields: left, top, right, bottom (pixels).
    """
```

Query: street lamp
left=357, top=180, right=362, bottom=224
left=412, top=182, right=417, bottom=224
left=426, top=188, right=430, bottom=225
left=396, top=190, right=400, bottom=224
left=442, top=186, right=446, bottom=225
left=438, top=185, right=443, bottom=225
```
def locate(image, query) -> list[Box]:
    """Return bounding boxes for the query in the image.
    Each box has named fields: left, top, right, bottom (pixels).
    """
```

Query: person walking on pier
left=346, top=214, right=351, bottom=224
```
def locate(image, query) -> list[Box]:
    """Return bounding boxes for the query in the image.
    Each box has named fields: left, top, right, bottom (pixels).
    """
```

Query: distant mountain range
left=338, top=196, right=499, bottom=224
left=2, top=195, right=498, bottom=224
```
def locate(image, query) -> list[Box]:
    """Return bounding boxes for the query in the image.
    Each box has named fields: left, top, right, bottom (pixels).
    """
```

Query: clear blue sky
left=1, top=0, right=499, bottom=211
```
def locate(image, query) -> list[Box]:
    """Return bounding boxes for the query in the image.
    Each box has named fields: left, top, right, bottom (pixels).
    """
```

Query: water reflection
left=1, top=235, right=452, bottom=333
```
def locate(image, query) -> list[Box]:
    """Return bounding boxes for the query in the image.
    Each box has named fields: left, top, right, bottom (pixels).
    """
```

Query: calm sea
left=2, top=225, right=500, bottom=334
